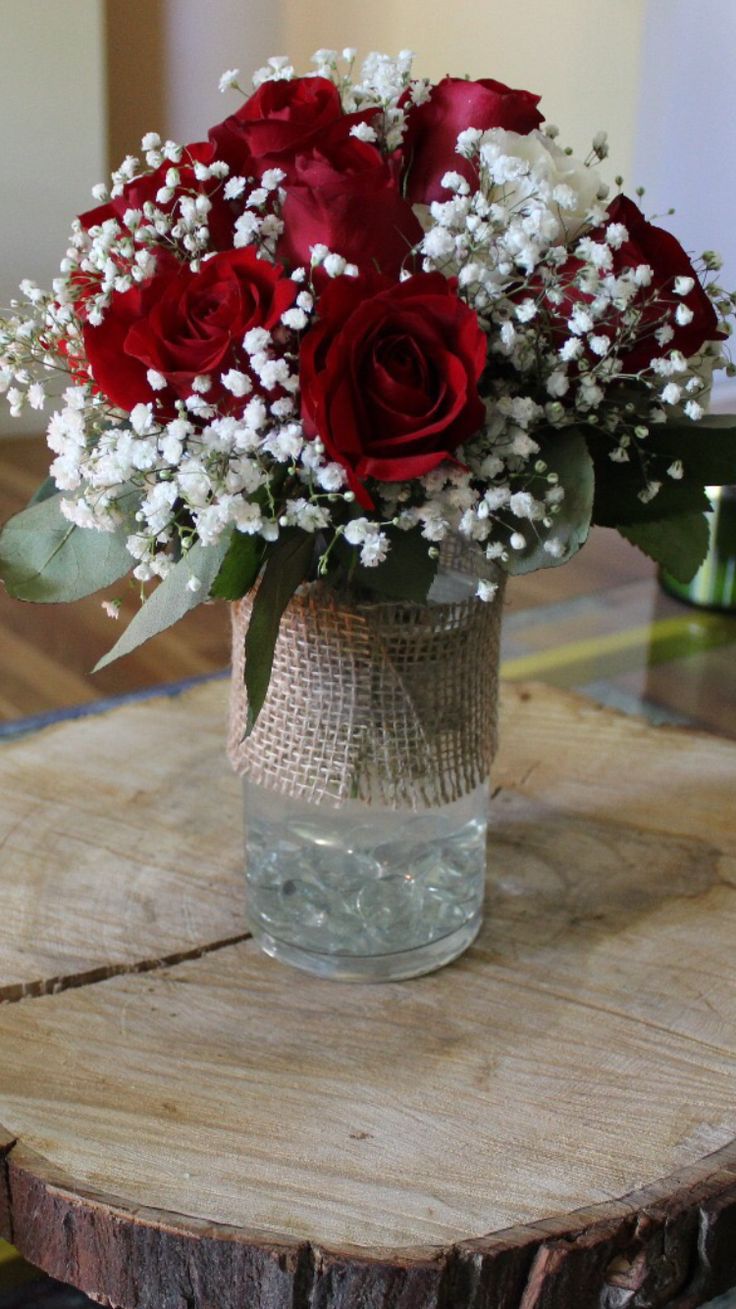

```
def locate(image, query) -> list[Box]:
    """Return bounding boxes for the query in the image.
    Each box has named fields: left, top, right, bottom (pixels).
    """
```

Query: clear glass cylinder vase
left=242, top=776, right=489, bottom=981
left=229, top=559, right=504, bottom=982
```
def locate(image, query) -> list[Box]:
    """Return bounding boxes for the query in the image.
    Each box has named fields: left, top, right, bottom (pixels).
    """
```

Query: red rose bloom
left=300, top=272, right=487, bottom=505
left=529, top=196, right=721, bottom=378
left=83, top=248, right=296, bottom=414
left=79, top=143, right=236, bottom=250
left=279, top=132, right=422, bottom=277
left=210, top=76, right=353, bottom=182
left=525, top=255, right=620, bottom=355
left=402, top=76, right=544, bottom=204
left=606, top=195, right=722, bottom=371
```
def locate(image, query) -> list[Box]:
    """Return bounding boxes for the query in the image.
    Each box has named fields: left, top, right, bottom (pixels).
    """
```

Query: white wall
left=0, top=0, right=106, bottom=436
left=1, top=0, right=279, bottom=439
left=106, top=0, right=283, bottom=165
left=634, top=0, right=736, bottom=407
left=161, top=0, right=280, bottom=146
left=285, top=0, right=647, bottom=186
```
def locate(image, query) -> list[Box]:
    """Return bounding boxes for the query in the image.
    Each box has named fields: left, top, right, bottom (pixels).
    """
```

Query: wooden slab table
left=1, top=679, right=736, bottom=1309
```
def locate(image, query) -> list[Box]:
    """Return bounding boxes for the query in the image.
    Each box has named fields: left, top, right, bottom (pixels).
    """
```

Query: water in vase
left=243, top=779, right=488, bottom=981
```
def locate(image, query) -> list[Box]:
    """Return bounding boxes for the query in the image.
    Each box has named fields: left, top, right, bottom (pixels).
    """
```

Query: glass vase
left=229, top=556, right=504, bottom=982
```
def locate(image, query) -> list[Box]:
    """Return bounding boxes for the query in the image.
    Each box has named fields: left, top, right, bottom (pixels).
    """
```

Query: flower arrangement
left=1, top=49, right=735, bottom=727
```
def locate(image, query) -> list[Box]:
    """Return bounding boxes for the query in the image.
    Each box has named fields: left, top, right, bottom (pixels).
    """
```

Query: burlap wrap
left=228, top=571, right=505, bottom=810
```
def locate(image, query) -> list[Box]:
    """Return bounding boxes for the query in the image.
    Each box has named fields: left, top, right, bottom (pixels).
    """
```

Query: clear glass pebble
left=243, top=779, right=488, bottom=981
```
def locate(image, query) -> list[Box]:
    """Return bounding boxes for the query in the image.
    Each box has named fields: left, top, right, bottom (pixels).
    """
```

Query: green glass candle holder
left=661, top=486, right=736, bottom=611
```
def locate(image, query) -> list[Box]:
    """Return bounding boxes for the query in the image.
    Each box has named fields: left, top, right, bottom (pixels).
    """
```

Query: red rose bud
left=278, top=132, right=422, bottom=278
left=83, top=247, right=296, bottom=415
left=606, top=195, right=722, bottom=371
left=210, top=76, right=348, bottom=182
left=402, top=76, right=544, bottom=204
left=300, top=271, right=487, bottom=505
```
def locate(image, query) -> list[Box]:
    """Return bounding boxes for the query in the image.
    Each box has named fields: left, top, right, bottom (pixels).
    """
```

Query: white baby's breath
left=0, top=48, right=730, bottom=600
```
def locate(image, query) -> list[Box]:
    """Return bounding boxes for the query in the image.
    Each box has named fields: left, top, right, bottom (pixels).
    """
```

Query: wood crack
left=0, top=932, right=252, bottom=1006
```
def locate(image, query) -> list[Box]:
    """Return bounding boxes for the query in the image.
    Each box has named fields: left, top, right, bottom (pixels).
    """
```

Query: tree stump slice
left=1, top=680, right=736, bottom=1309
left=0, top=687, right=246, bottom=1002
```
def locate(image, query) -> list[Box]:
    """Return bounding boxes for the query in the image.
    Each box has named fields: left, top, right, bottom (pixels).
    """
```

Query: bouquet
left=1, top=49, right=734, bottom=729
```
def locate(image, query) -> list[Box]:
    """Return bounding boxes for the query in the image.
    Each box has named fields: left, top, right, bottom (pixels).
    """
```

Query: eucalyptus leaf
left=244, top=528, right=315, bottom=735
left=28, top=475, right=57, bottom=506
left=504, top=427, right=594, bottom=575
left=0, top=493, right=134, bottom=602
left=618, top=512, right=711, bottom=583
left=210, top=530, right=265, bottom=601
left=94, top=536, right=230, bottom=672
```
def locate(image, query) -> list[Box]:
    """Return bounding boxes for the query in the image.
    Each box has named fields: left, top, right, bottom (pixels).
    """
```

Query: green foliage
left=0, top=493, right=133, bottom=602
left=619, top=513, right=711, bottom=583
left=244, top=528, right=315, bottom=735
left=27, top=475, right=57, bottom=506
left=93, top=536, right=230, bottom=672
left=594, top=469, right=712, bottom=527
left=646, top=414, right=736, bottom=486
left=588, top=414, right=736, bottom=529
left=4, top=410, right=735, bottom=708
left=347, top=525, right=439, bottom=602
left=210, top=531, right=265, bottom=600
left=503, top=427, right=594, bottom=575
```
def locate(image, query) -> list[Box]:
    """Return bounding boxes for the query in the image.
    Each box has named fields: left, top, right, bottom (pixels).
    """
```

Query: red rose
left=279, top=133, right=422, bottom=276
left=79, top=143, right=236, bottom=250
left=525, top=255, right=619, bottom=354
left=83, top=248, right=296, bottom=414
left=528, top=196, right=721, bottom=378
left=606, top=195, right=722, bottom=371
left=402, top=76, right=544, bottom=204
left=210, top=76, right=350, bottom=181
left=300, top=272, right=487, bottom=505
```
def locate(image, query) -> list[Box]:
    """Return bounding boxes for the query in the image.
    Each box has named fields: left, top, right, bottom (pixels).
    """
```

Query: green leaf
left=349, top=525, right=439, bottom=602
left=93, top=536, right=230, bottom=672
left=210, top=530, right=265, bottom=601
left=619, top=512, right=711, bottom=583
left=0, top=493, right=134, bottom=602
left=504, top=427, right=594, bottom=575
left=244, top=528, right=314, bottom=735
left=592, top=463, right=712, bottom=527
left=28, top=475, right=57, bottom=506
left=645, top=415, right=736, bottom=487
left=587, top=414, right=736, bottom=527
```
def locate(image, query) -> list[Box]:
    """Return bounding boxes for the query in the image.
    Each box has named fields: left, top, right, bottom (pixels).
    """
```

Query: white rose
left=479, top=129, right=603, bottom=242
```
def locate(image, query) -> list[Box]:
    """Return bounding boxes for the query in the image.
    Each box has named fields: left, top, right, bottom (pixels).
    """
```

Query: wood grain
left=496, top=682, right=736, bottom=843
left=5, top=1142, right=736, bottom=1309
left=0, top=682, right=246, bottom=999
left=3, top=926, right=736, bottom=1246
left=1, top=682, right=736, bottom=1305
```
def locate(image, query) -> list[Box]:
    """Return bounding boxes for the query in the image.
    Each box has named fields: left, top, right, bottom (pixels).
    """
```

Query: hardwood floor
left=6, top=433, right=733, bottom=736
left=0, top=436, right=232, bottom=719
